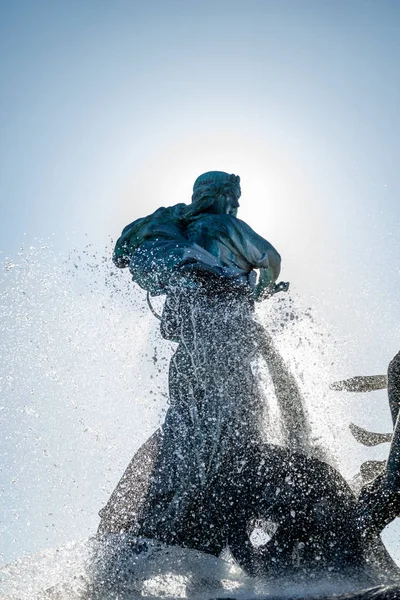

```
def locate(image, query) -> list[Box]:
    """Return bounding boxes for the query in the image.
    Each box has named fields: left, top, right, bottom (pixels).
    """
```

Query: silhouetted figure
left=101, top=171, right=294, bottom=543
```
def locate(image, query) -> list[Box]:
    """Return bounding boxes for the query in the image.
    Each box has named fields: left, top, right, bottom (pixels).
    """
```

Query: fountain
left=1, top=172, right=400, bottom=598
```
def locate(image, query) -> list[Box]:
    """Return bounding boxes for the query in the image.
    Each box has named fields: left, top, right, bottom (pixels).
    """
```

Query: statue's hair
left=179, top=171, right=241, bottom=222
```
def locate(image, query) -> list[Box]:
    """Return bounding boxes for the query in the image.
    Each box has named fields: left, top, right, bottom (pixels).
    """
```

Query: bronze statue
left=101, top=171, right=292, bottom=543
left=98, top=172, right=400, bottom=582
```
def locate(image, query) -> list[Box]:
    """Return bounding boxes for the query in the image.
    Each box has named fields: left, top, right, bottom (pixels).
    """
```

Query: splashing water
left=0, top=241, right=173, bottom=565
left=1, top=240, right=397, bottom=596
left=3, top=533, right=392, bottom=600
left=255, top=295, right=346, bottom=465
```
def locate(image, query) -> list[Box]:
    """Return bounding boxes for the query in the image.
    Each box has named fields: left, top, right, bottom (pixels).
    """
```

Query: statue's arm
left=252, top=249, right=281, bottom=300
left=234, top=219, right=282, bottom=300
left=234, top=218, right=281, bottom=272
left=262, top=246, right=281, bottom=281
left=253, top=267, right=278, bottom=301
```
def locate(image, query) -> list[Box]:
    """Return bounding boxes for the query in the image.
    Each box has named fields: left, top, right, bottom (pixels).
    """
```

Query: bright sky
left=1, top=0, right=399, bottom=358
left=1, top=0, right=400, bottom=568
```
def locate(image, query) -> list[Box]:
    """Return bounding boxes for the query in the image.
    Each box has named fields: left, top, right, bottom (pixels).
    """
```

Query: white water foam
left=0, top=535, right=380, bottom=600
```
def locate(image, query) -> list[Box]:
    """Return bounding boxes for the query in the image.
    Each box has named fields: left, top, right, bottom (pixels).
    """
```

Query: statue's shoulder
left=114, top=203, right=188, bottom=268
left=151, top=203, right=187, bottom=223
left=120, top=203, right=186, bottom=235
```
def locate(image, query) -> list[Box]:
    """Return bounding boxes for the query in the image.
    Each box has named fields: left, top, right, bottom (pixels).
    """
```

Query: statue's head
left=191, top=171, right=241, bottom=217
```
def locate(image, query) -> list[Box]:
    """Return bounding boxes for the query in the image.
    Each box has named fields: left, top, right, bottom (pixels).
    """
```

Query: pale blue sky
left=1, top=1, right=399, bottom=250
left=1, top=0, right=400, bottom=567
left=1, top=1, right=399, bottom=347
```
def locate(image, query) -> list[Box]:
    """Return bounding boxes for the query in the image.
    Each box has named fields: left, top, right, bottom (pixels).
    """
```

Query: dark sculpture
left=331, top=352, right=400, bottom=534
left=99, top=172, right=400, bottom=583
left=103, top=171, right=288, bottom=535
